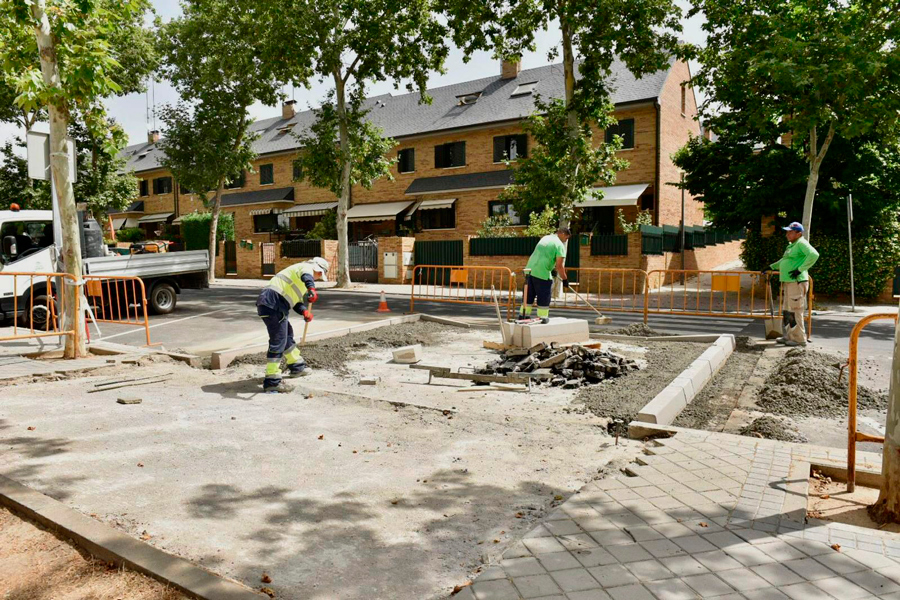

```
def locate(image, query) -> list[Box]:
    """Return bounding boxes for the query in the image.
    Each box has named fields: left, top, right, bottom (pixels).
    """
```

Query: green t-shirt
left=525, top=234, right=567, bottom=280
left=770, top=236, right=819, bottom=282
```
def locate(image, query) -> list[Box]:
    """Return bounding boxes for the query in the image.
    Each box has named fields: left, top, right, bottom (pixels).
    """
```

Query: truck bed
left=83, top=250, right=210, bottom=279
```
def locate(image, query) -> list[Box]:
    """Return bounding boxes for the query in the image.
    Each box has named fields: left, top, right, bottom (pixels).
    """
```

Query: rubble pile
left=476, top=342, right=639, bottom=388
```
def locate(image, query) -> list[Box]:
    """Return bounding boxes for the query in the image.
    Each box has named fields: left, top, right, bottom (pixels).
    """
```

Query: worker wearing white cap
left=256, top=256, right=330, bottom=392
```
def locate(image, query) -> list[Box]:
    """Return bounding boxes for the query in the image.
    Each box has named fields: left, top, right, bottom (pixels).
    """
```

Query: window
left=292, top=161, right=302, bottom=181
left=0, top=220, right=54, bottom=264
left=511, top=81, right=538, bottom=97
left=420, top=206, right=455, bottom=230
left=179, top=183, right=191, bottom=194
left=259, top=163, right=274, bottom=185
left=139, top=179, right=149, bottom=197
left=605, top=119, right=635, bottom=150
left=397, top=148, right=415, bottom=173
left=584, top=207, right=615, bottom=234
left=641, top=194, right=655, bottom=212
left=152, top=176, right=172, bottom=195
left=225, top=171, right=245, bottom=189
left=253, top=213, right=278, bottom=233
left=434, top=141, right=466, bottom=169
left=456, top=92, right=482, bottom=105
left=488, top=201, right=521, bottom=225
left=493, top=135, right=528, bottom=162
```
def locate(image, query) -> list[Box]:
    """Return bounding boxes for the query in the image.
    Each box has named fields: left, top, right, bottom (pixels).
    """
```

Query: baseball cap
left=310, top=257, right=330, bottom=281
left=782, top=222, right=804, bottom=232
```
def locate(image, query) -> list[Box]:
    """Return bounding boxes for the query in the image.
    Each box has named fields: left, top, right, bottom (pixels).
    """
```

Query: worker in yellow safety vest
left=256, top=256, right=329, bottom=392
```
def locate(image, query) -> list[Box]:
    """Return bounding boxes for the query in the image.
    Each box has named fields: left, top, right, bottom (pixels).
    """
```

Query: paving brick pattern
left=458, top=427, right=900, bottom=600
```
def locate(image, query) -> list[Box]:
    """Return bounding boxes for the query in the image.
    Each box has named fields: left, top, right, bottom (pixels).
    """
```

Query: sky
left=1, top=0, right=706, bottom=150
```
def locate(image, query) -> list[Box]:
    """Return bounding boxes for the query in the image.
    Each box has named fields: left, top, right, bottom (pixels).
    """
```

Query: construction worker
left=520, top=227, right=571, bottom=324
left=763, top=222, right=819, bottom=347
left=257, top=256, right=329, bottom=392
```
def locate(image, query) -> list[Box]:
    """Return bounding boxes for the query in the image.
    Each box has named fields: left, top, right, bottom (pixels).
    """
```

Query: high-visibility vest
left=266, top=262, right=314, bottom=306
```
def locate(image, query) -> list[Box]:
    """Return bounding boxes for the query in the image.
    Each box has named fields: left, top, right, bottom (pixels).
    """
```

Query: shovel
left=764, top=275, right=782, bottom=340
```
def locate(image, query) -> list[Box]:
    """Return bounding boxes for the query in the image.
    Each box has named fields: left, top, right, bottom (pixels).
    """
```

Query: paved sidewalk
left=460, top=425, right=900, bottom=600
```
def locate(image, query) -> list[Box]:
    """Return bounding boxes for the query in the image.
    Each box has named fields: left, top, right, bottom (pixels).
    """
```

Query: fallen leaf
left=261, top=573, right=272, bottom=583
left=554, top=495, right=563, bottom=501
left=27, top=426, right=35, bottom=431
left=515, top=512, right=523, bottom=518
left=317, top=435, right=324, bottom=440
left=698, top=522, right=708, bottom=528
left=352, top=450, right=358, bottom=454
left=831, top=543, right=841, bottom=552
left=140, top=531, right=152, bottom=541
left=451, top=582, right=472, bottom=595
left=391, top=499, right=399, bottom=505
left=137, top=463, right=144, bottom=468
left=493, top=539, right=500, bottom=543
left=260, top=587, right=275, bottom=598
left=822, top=494, right=830, bottom=500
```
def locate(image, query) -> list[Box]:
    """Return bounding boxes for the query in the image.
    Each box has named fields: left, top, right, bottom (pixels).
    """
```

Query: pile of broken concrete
left=476, top=342, right=639, bottom=388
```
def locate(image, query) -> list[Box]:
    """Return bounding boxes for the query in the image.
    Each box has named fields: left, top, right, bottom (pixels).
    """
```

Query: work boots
left=264, top=380, right=295, bottom=394
left=286, top=363, right=312, bottom=378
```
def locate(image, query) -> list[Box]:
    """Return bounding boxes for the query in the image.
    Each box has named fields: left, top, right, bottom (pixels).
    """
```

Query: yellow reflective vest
left=266, top=262, right=314, bottom=307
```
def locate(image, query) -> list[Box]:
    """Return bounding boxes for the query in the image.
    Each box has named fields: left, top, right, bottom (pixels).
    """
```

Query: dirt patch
left=756, top=348, right=888, bottom=418
left=808, top=475, right=900, bottom=534
left=576, top=341, right=707, bottom=422
left=675, top=348, right=763, bottom=430
left=606, top=323, right=671, bottom=337
left=738, top=416, right=808, bottom=443
left=0, top=507, right=187, bottom=600
left=231, top=321, right=450, bottom=373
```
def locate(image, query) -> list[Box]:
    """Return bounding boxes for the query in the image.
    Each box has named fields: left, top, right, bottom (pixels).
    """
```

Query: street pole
left=680, top=172, right=685, bottom=286
left=848, top=193, right=855, bottom=313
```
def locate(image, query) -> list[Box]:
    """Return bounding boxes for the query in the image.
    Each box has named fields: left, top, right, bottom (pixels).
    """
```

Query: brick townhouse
left=111, top=56, right=711, bottom=276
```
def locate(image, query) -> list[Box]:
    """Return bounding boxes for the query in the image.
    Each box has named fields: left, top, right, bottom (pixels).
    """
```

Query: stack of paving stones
left=477, top=343, right=639, bottom=388
left=458, top=427, right=900, bottom=600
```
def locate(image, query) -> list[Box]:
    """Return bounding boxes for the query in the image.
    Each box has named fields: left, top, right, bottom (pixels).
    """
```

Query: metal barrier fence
left=410, top=265, right=516, bottom=319
left=846, top=313, right=897, bottom=492
left=83, top=275, right=152, bottom=346
left=551, top=268, right=648, bottom=314
left=0, top=272, right=78, bottom=344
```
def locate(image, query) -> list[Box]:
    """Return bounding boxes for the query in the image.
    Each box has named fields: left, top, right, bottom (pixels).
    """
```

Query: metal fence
left=409, top=265, right=516, bottom=319
left=83, top=275, right=153, bottom=346
left=640, top=225, right=664, bottom=255
left=469, top=236, right=540, bottom=256
left=0, top=272, right=77, bottom=344
left=590, top=234, right=629, bottom=256
left=552, top=268, right=648, bottom=313
left=281, top=239, right=323, bottom=258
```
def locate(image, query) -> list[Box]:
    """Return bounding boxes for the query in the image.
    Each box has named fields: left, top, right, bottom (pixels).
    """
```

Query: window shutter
left=622, top=119, right=634, bottom=149
left=455, top=141, right=466, bottom=167
left=516, top=134, right=528, bottom=158
left=434, top=145, right=443, bottom=169
left=493, top=137, right=505, bottom=162
left=140, top=180, right=148, bottom=197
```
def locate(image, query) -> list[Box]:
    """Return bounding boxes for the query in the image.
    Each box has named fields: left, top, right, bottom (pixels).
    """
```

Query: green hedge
left=180, top=211, right=234, bottom=251
left=116, top=227, right=145, bottom=242
left=742, top=223, right=900, bottom=299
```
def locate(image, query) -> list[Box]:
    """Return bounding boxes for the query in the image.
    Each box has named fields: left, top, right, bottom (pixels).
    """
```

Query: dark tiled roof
left=109, top=200, right=144, bottom=214
left=405, top=170, right=514, bottom=195
left=123, top=58, right=674, bottom=173
left=220, top=187, right=295, bottom=207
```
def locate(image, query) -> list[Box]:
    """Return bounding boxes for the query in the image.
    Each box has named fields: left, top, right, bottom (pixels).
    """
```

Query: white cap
left=310, top=256, right=330, bottom=281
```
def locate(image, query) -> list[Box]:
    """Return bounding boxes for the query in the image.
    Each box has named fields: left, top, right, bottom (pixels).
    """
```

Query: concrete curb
left=590, top=333, right=725, bottom=343
left=0, top=475, right=263, bottom=600
left=631, top=334, right=735, bottom=436
left=210, top=314, right=422, bottom=369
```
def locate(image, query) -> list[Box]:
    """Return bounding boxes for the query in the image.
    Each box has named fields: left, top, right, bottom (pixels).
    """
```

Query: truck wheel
left=148, top=282, right=177, bottom=315
left=18, top=293, right=55, bottom=330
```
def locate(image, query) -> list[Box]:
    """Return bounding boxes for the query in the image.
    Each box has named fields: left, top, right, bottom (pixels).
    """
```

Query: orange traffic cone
left=376, top=290, right=391, bottom=313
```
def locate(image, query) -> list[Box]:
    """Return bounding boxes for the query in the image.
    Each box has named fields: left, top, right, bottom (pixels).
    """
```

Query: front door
left=261, top=242, right=276, bottom=276
left=224, top=240, right=237, bottom=275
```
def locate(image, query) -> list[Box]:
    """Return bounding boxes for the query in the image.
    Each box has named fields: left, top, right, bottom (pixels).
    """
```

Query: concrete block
left=503, top=318, right=590, bottom=348
left=715, top=334, right=736, bottom=352
left=637, top=385, right=687, bottom=425
left=698, top=346, right=727, bottom=373
left=359, top=377, right=380, bottom=385
left=420, top=314, right=470, bottom=328
left=682, top=361, right=712, bottom=393
left=392, top=344, right=423, bottom=364
left=671, top=375, right=696, bottom=402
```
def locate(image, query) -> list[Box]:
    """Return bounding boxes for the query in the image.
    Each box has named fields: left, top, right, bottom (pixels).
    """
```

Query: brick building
left=114, top=57, right=716, bottom=277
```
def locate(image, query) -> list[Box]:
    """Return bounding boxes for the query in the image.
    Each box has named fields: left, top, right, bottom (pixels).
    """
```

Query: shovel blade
left=764, top=318, right=782, bottom=339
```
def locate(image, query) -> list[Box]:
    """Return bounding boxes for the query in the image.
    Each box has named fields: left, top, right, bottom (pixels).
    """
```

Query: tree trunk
left=869, top=307, right=900, bottom=524
left=559, top=18, right=577, bottom=229
left=207, top=179, right=225, bottom=283
left=800, top=122, right=836, bottom=242
left=30, top=0, right=86, bottom=358
left=334, top=71, right=352, bottom=288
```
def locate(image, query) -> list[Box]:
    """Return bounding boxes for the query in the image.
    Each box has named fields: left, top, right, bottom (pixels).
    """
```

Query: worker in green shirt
left=521, top=228, right=571, bottom=323
left=763, top=222, right=819, bottom=346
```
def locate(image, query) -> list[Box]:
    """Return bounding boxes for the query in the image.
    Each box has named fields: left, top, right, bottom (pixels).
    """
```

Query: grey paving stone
left=574, top=548, right=618, bottom=568
left=511, top=573, right=562, bottom=598
left=472, top=578, right=520, bottom=600
left=524, top=524, right=554, bottom=539
left=812, top=551, right=868, bottom=575
left=879, top=564, right=900, bottom=585
left=558, top=533, right=600, bottom=551
left=783, top=557, right=837, bottom=581
left=750, top=563, right=805, bottom=587
left=643, top=578, right=700, bottom=600
left=846, top=569, right=900, bottom=595
left=756, top=540, right=807, bottom=562
left=545, top=519, right=584, bottom=536
left=590, top=529, right=635, bottom=547
left=781, top=537, right=833, bottom=557
left=845, top=548, right=899, bottom=570
left=734, top=528, right=776, bottom=545
left=503, top=542, right=533, bottom=559
left=673, top=535, right=717, bottom=554
left=453, top=586, right=478, bottom=600
left=624, top=559, right=674, bottom=582
left=550, top=568, right=601, bottom=593
left=575, top=517, right=616, bottom=532
left=537, top=551, right=581, bottom=572
left=682, top=573, right=736, bottom=597
left=659, top=555, right=710, bottom=577
left=478, top=566, right=508, bottom=581
left=626, top=526, right=666, bottom=542
left=743, top=589, right=789, bottom=600
left=640, top=539, right=687, bottom=559
left=705, top=531, right=746, bottom=549
left=693, top=550, right=744, bottom=572
left=724, top=544, right=778, bottom=567
left=811, top=575, right=872, bottom=599
left=780, top=581, right=831, bottom=600
left=587, top=564, right=639, bottom=588
left=654, top=522, right=696, bottom=539
left=606, top=583, right=655, bottom=600
left=716, top=568, right=772, bottom=591
left=608, top=543, right=654, bottom=564
left=608, top=513, right=649, bottom=529
left=523, top=536, right=568, bottom=555
left=566, top=590, right=613, bottom=600
left=501, top=557, right=546, bottom=577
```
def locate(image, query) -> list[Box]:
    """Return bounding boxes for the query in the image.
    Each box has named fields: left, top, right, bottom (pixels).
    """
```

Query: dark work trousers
left=258, top=303, right=294, bottom=387
left=524, top=275, right=553, bottom=318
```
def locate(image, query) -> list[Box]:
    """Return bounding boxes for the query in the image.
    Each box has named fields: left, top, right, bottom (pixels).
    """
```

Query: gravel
left=231, top=321, right=451, bottom=373
left=739, top=416, right=808, bottom=443
left=755, top=348, right=888, bottom=418
left=606, top=323, right=672, bottom=337
left=674, top=347, right=763, bottom=430
left=577, top=341, right=708, bottom=423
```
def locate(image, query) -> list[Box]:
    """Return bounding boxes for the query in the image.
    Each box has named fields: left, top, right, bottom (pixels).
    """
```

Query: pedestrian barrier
left=0, top=271, right=78, bottom=344
left=409, top=265, right=516, bottom=319
left=551, top=268, right=648, bottom=314
left=83, top=275, right=153, bottom=346
left=846, top=313, right=897, bottom=492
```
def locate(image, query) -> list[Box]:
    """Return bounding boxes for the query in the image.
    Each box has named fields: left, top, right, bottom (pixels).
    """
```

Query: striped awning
left=137, top=212, right=173, bottom=223
left=346, top=201, right=414, bottom=223
left=111, top=218, right=127, bottom=230
left=417, top=198, right=456, bottom=211
left=249, top=208, right=282, bottom=216
left=577, top=184, right=650, bottom=208
left=282, top=202, right=338, bottom=217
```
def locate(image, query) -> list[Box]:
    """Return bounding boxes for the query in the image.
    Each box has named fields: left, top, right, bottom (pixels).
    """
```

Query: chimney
left=282, top=100, right=297, bottom=120
left=501, top=59, right=521, bottom=80
left=148, top=130, right=160, bottom=144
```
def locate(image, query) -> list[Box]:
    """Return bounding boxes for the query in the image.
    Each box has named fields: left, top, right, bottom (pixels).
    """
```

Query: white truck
left=0, top=208, right=209, bottom=326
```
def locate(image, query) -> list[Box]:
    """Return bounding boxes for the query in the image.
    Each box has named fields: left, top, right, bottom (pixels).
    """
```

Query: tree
left=441, top=0, right=681, bottom=225
left=156, top=0, right=283, bottom=283
left=1, top=0, right=148, bottom=358
left=871, top=315, right=900, bottom=524
left=0, top=139, right=50, bottom=210
left=260, top=0, right=449, bottom=287
left=687, top=0, right=900, bottom=239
